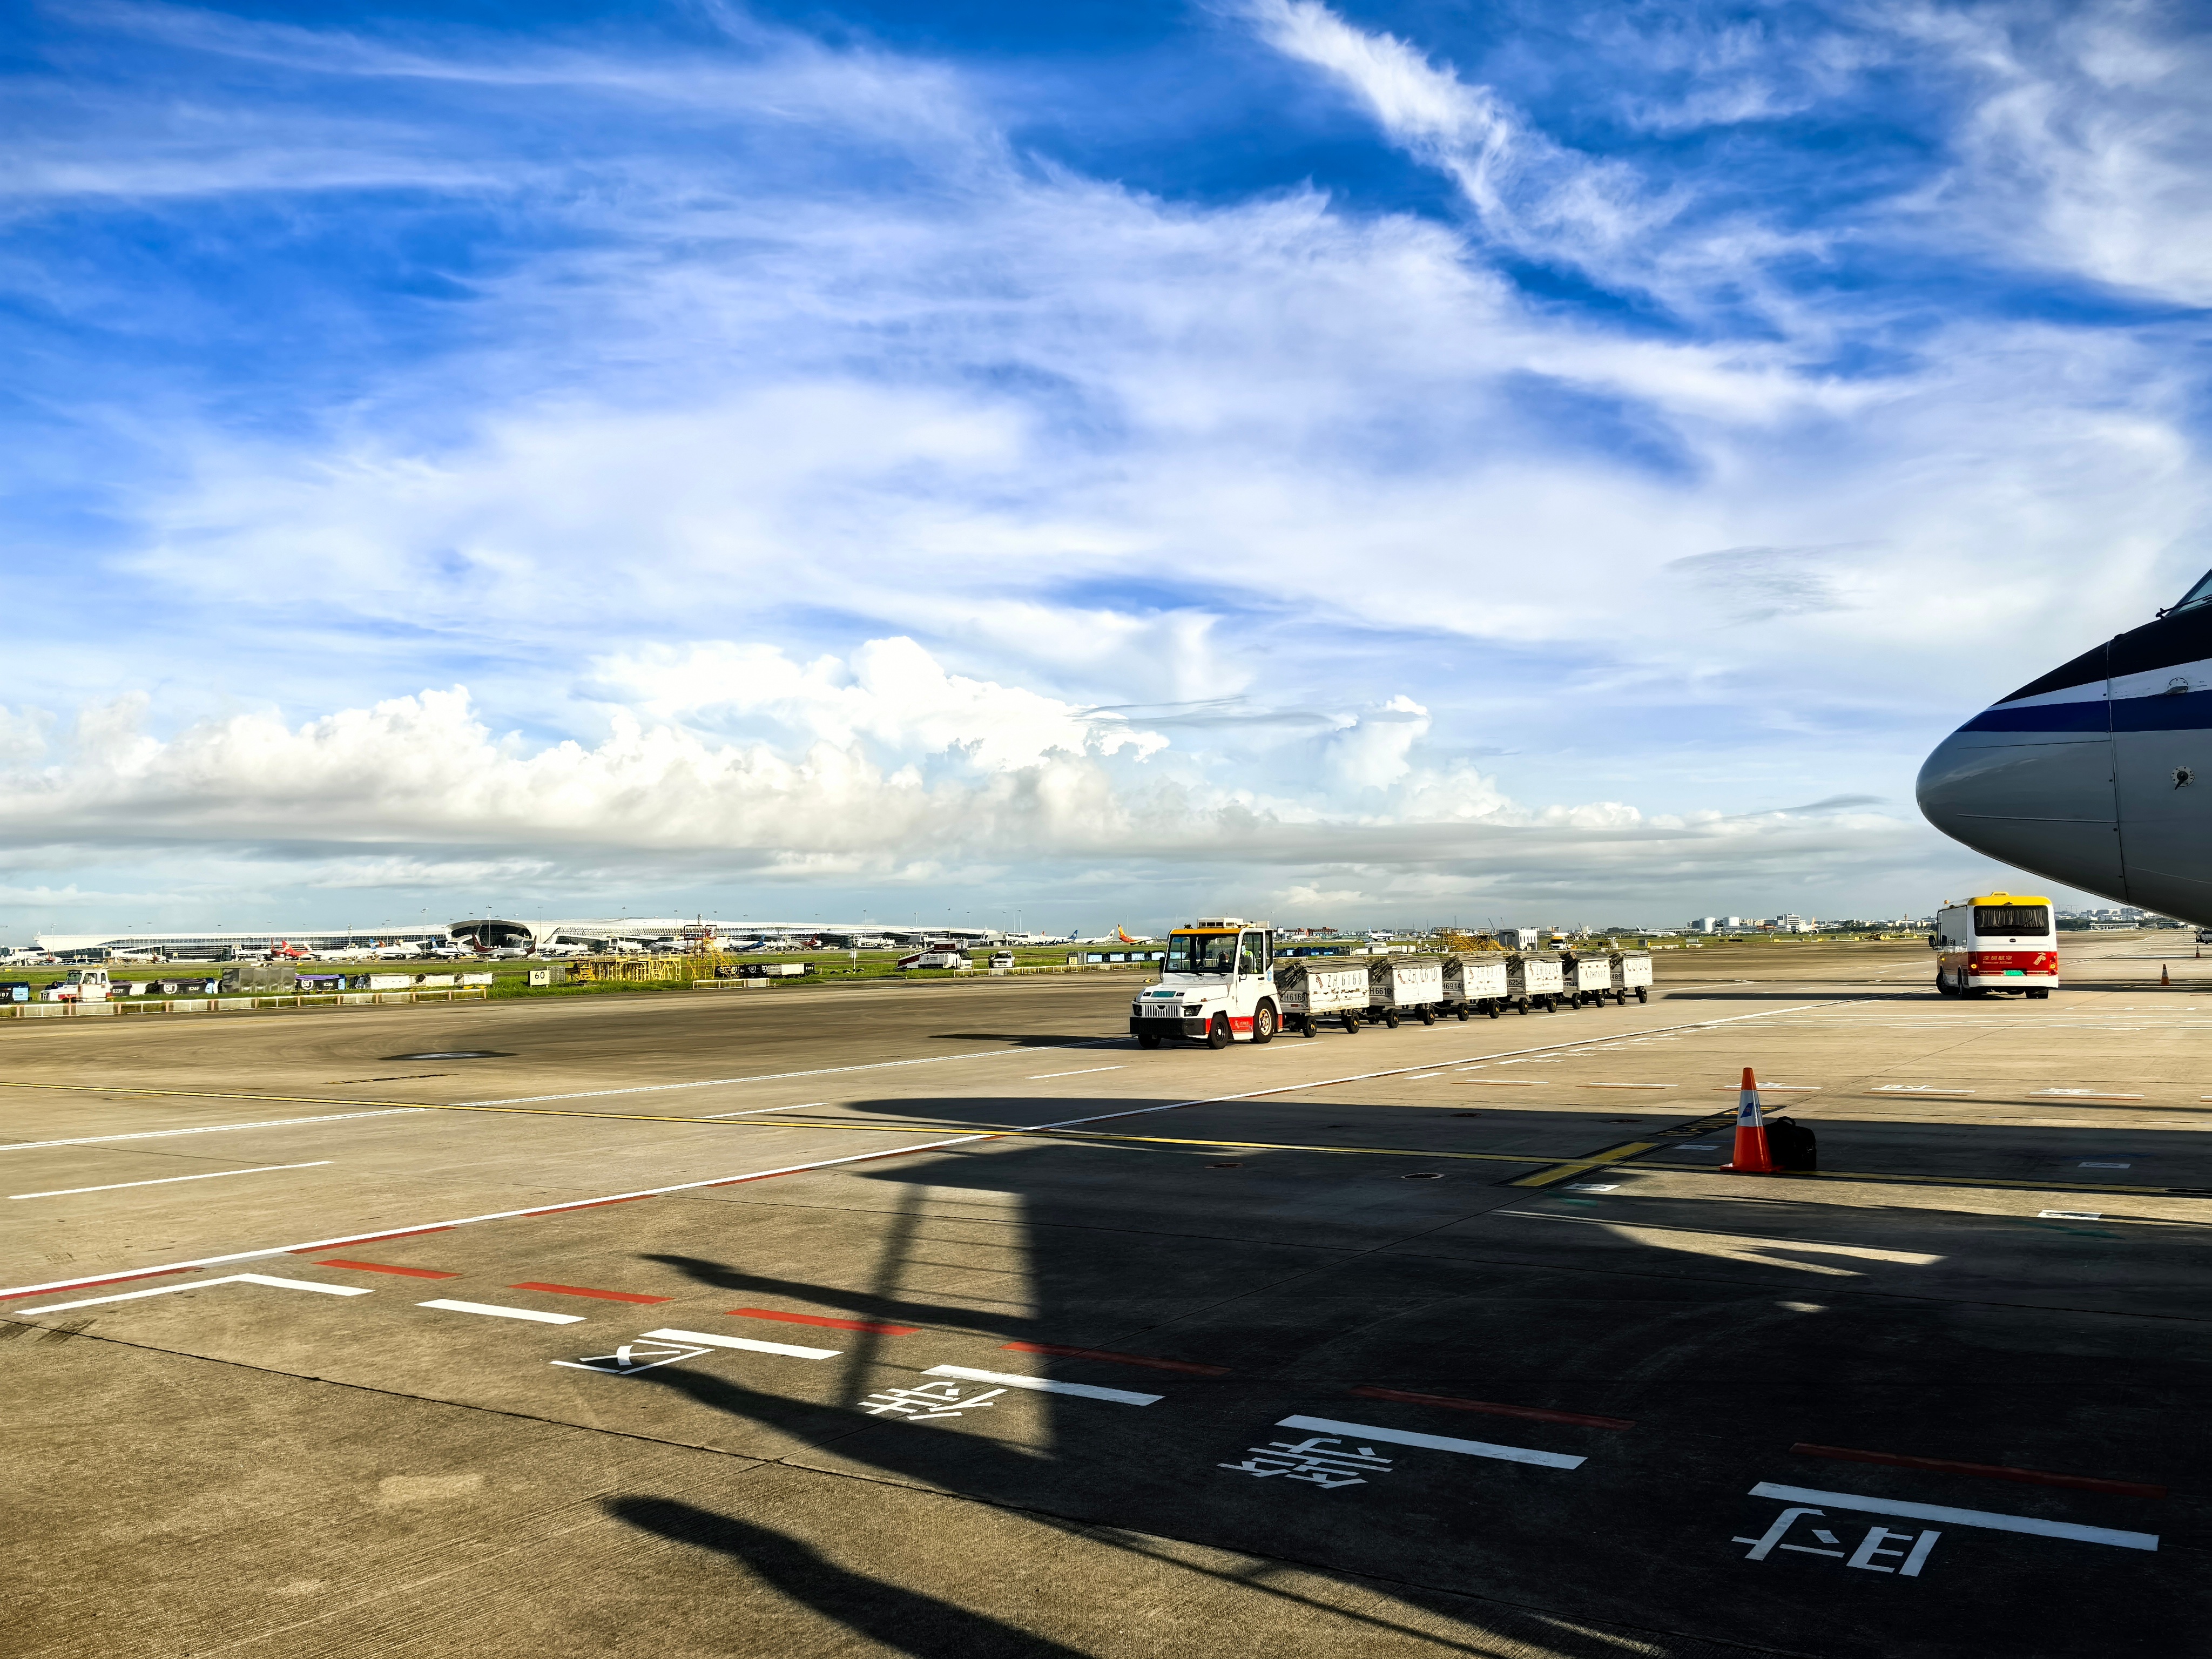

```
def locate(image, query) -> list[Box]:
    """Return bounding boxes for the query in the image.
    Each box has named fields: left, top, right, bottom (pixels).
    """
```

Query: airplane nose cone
left=1916, top=723, right=2125, bottom=896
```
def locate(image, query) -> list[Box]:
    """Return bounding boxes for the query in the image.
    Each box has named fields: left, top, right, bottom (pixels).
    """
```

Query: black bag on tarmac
left=1767, top=1117, right=1817, bottom=1172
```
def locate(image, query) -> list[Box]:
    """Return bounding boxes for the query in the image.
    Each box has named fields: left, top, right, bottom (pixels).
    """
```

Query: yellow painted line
left=1510, top=1141, right=1662, bottom=1189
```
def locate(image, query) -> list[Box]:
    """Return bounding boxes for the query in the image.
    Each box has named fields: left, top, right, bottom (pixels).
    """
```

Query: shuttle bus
left=1933, top=892, right=2056, bottom=999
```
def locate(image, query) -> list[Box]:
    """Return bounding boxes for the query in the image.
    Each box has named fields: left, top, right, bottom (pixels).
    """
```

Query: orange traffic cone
left=1721, top=1066, right=1777, bottom=1174
left=2162, top=964, right=2171, bottom=986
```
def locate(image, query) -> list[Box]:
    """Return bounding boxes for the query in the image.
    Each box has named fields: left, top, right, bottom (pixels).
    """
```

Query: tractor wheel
left=1206, top=1014, right=1232, bottom=1049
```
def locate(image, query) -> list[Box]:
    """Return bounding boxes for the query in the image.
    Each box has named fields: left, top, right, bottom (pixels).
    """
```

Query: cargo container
left=1505, top=954, right=1564, bottom=1014
left=1365, top=956, right=1445, bottom=1027
left=1608, top=950, right=1653, bottom=1004
left=1274, top=959, right=1371, bottom=1036
left=1440, top=953, right=1510, bottom=1019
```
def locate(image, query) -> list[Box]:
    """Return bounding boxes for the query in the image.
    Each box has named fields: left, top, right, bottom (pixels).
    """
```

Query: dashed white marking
left=0, top=1110, right=415, bottom=1154
left=2033, top=1089, right=2143, bottom=1100
left=2039, top=1210, right=2105, bottom=1221
left=925, top=1364, right=1161, bottom=1406
left=1747, top=1483, right=2155, bottom=1551
left=1029, top=1067, right=1125, bottom=1081
left=1568, top=1184, right=1620, bottom=1192
left=17, top=1272, right=374, bottom=1314
left=10, top=1162, right=332, bottom=1201
left=1278, top=1414, right=1583, bottom=1470
left=418, top=1299, right=584, bottom=1325
left=642, top=1326, right=841, bottom=1359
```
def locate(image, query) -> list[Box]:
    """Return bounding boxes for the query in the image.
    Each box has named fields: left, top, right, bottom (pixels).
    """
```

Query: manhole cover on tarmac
left=381, top=1050, right=510, bottom=1061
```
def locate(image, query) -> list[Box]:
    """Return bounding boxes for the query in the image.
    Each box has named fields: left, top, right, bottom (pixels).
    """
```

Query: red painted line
left=318, top=1259, right=461, bottom=1280
left=511, top=1281, right=670, bottom=1305
left=1351, top=1385, right=1635, bottom=1430
left=0, top=1264, right=203, bottom=1302
left=1002, top=1340, right=1230, bottom=1376
left=731, top=1306, right=918, bottom=1335
left=1790, top=1442, right=2166, bottom=1499
left=290, top=1225, right=453, bottom=1253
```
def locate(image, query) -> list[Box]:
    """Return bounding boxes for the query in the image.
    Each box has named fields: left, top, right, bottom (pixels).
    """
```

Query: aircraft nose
left=1916, top=718, right=2123, bottom=896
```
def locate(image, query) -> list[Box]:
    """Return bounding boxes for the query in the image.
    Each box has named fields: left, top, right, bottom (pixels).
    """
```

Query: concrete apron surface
left=2, top=937, right=2206, bottom=1658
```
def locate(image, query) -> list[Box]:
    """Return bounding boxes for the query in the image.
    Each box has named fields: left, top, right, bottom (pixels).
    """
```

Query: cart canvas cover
left=1276, top=960, right=1370, bottom=1014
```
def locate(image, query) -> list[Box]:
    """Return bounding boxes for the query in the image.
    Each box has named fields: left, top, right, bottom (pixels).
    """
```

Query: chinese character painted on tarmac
left=1734, top=1506, right=1939, bottom=1576
left=1218, top=1435, right=1395, bottom=1490
left=858, top=1380, right=1008, bottom=1422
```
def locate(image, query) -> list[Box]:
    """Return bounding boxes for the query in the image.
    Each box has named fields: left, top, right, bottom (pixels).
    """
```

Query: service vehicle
left=897, top=949, right=970, bottom=970
left=1365, top=956, right=1445, bottom=1028
left=987, top=951, right=1015, bottom=969
left=1932, top=893, right=2058, bottom=997
left=1130, top=919, right=1279, bottom=1048
left=1505, top=953, right=1564, bottom=1013
left=1608, top=949, right=1654, bottom=1004
left=1440, top=952, right=1509, bottom=1018
left=1274, top=958, right=1370, bottom=1036
left=43, top=968, right=111, bottom=1003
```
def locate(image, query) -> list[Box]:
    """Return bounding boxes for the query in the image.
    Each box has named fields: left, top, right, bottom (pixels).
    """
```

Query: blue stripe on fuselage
left=1964, top=689, right=2212, bottom=735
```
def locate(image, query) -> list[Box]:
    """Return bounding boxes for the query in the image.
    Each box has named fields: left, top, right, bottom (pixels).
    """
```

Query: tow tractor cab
left=1933, top=893, right=2058, bottom=999
left=45, top=968, right=111, bottom=1003
left=1131, top=919, right=1278, bottom=1049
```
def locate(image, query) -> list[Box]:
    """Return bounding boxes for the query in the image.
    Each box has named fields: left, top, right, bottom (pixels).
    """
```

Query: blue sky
left=4, top=0, right=2210, bottom=936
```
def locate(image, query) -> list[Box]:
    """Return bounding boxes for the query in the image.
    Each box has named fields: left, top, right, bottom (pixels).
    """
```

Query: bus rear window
left=1974, top=905, right=2050, bottom=936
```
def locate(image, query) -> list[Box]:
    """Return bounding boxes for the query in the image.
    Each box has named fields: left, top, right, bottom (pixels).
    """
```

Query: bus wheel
left=1137, top=1033, right=1161, bottom=1049
left=1252, top=1003, right=1277, bottom=1044
left=1343, top=1011, right=1359, bottom=1034
left=2029, top=988, right=2050, bottom=1000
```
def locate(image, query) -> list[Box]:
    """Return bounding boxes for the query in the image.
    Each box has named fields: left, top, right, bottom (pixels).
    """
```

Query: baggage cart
left=1608, top=949, right=1653, bottom=1004
left=1505, top=954, right=1563, bottom=1013
left=1274, top=959, right=1372, bottom=1036
left=1366, top=956, right=1445, bottom=1028
left=1440, top=953, right=1509, bottom=1019
left=1559, top=952, right=1609, bottom=1008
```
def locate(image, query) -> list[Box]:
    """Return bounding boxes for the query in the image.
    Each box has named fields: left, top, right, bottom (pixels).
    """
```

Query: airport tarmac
left=3, top=935, right=2206, bottom=1658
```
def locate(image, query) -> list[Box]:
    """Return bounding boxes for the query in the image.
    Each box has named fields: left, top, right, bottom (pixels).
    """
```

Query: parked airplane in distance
left=367, top=941, right=425, bottom=960
left=1919, top=567, right=2212, bottom=927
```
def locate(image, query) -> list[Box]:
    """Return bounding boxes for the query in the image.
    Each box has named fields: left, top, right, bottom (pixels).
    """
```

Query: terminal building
left=29, top=917, right=1006, bottom=961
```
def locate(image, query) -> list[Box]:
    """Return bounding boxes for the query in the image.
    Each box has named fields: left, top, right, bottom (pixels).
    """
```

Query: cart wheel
left=1419, top=1007, right=1435, bottom=1026
left=1343, top=1011, right=1359, bottom=1034
left=1455, top=1005, right=1468, bottom=1021
left=1487, top=1001, right=1500, bottom=1019
left=1516, top=997, right=1529, bottom=1015
left=1206, top=1014, right=1232, bottom=1049
left=1302, top=1017, right=1318, bottom=1037
left=1384, top=1010, right=1399, bottom=1029
left=1137, top=1033, right=1161, bottom=1049
left=1635, top=987, right=1647, bottom=1003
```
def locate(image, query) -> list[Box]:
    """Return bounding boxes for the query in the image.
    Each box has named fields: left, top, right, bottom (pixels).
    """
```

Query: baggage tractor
left=1505, top=954, right=1563, bottom=1013
left=1608, top=949, right=1653, bottom=1004
left=1366, top=955, right=1445, bottom=1028
left=1276, top=959, right=1372, bottom=1036
left=1441, top=953, right=1509, bottom=1019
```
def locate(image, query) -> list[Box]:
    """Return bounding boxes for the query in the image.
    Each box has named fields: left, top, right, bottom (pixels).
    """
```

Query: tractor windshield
left=1164, top=932, right=1238, bottom=975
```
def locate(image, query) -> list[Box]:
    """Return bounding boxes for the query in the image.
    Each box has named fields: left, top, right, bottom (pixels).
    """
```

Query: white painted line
left=0, top=999, right=1869, bottom=1305
left=17, top=1272, right=374, bottom=1314
left=2040, top=1210, right=2105, bottom=1221
left=1406, top=1073, right=1445, bottom=1081
left=1567, top=1184, right=1619, bottom=1192
left=0, top=1110, right=416, bottom=1154
left=460, top=1048, right=1040, bottom=1106
left=10, top=1162, right=332, bottom=1201
left=642, top=1326, right=841, bottom=1359
left=699, top=1103, right=822, bottom=1120
left=419, top=1299, right=584, bottom=1325
left=925, top=1364, right=1162, bottom=1406
left=1747, top=1483, right=2155, bottom=1551
left=2033, top=1090, right=2143, bottom=1100
left=1723, top=1085, right=1820, bottom=1092
left=1277, top=1414, right=1584, bottom=1470
left=1029, top=1067, right=1125, bottom=1081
